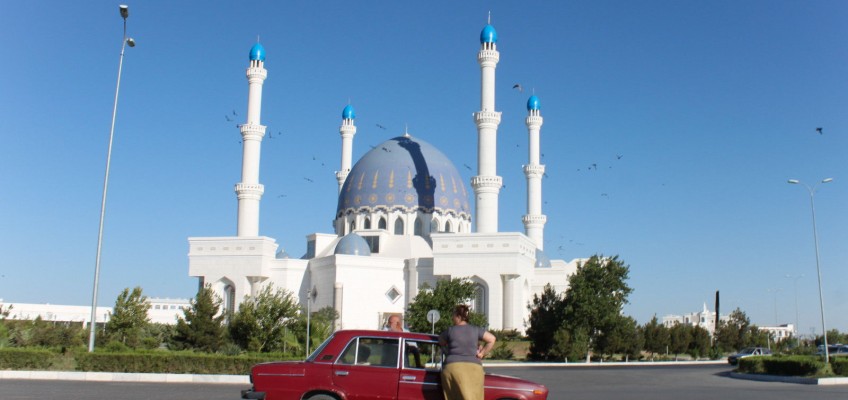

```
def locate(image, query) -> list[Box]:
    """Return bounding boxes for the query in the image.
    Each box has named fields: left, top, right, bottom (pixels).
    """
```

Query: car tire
left=307, top=395, right=336, bottom=400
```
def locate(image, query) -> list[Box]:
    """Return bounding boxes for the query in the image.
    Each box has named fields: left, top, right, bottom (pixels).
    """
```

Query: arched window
left=364, top=217, right=371, bottom=229
left=224, top=284, right=236, bottom=317
left=414, top=216, right=423, bottom=236
left=394, top=218, right=404, bottom=235
left=350, top=221, right=356, bottom=233
left=472, top=284, right=486, bottom=316
left=445, top=220, right=452, bottom=233
left=378, top=217, right=387, bottom=230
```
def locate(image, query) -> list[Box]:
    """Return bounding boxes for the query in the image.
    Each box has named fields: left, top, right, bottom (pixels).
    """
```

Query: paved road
left=1, top=364, right=847, bottom=400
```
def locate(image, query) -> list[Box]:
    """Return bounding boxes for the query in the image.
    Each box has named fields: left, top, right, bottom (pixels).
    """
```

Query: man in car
left=385, top=315, right=422, bottom=367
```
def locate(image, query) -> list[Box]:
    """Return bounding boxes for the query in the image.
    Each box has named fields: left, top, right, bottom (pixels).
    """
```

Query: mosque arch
left=468, top=276, right=488, bottom=317
left=364, top=217, right=372, bottom=229
left=219, top=278, right=237, bottom=318
left=378, top=217, right=387, bottom=230
left=431, top=217, right=441, bottom=233
left=414, top=216, right=424, bottom=236
left=350, top=221, right=356, bottom=233
left=445, top=220, right=452, bottom=233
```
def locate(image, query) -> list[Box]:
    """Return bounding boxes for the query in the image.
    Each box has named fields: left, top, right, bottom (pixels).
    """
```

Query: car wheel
left=306, top=395, right=336, bottom=400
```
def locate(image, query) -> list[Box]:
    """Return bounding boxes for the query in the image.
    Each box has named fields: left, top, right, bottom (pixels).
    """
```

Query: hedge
left=74, top=351, right=290, bottom=375
left=0, top=348, right=56, bottom=370
left=737, top=355, right=848, bottom=377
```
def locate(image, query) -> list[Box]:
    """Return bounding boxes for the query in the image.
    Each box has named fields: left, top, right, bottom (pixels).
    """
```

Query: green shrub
left=489, top=342, right=514, bottom=360
left=737, top=356, right=768, bottom=374
left=761, top=356, right=822, bottom=376
left=0, top=348, right=55, bottom=369
left=831, top=358, right=848, bottom=377
left=74, top=351, right=292, bottom=375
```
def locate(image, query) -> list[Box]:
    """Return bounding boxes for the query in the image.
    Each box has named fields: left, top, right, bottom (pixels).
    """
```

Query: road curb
left=729, top=372, right=848, bottom=386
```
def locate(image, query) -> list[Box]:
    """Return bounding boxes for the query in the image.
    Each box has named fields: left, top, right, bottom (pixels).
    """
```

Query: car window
left=402, top=339, right=444, bottom=371
left=337, top=337, right=400, bottom=367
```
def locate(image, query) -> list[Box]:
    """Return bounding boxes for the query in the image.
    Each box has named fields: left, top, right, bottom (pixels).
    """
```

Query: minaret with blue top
left=336, top=104, right=357, bottom=194
left=236, top=42, right=268, bottom=237
left=472, top=19, right=503, bottom=233
left=523, top=95, right=546, bottom=249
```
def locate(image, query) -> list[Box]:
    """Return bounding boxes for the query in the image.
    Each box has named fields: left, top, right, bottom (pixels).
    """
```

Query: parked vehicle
left=817, top=344, right=848, bottom=357
left=241, top=329, right=549, bottom=400
left=727, top=347, right=772, bottom=365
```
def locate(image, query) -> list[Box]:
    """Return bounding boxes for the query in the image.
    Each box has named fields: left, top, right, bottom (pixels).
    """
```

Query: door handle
left=401, top=375, right=416, bottom=381
left=335, top=371, right=349, bottom=376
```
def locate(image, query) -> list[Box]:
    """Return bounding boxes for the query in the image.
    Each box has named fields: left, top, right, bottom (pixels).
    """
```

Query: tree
left=715, top=308, right=765, bottom=352
left=406, top=278, right=487, bottom=334
left=171, top=285, right=226, bottom=352
left=562, top=255, right=632, bottom=354
left=525, top=284, right=566, bottom=360
left=641, top=315, right=670, bottom=359
left=668, top=322, right=690, bottom=359
left=105, top=287, right=150, bottom=348
left=597, top=315, right=642, bottom=360
left=550, top=326, right=589, bottom=362
left=688, top=325, right=711, bottom=359
left=229, top=285, right=299, bottom=352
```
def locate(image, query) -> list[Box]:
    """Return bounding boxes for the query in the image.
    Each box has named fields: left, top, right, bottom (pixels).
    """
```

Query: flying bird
left=512, top=83, right=523, bottom=92
left=303, top=177, right=314, bottom=183
left=225, top=115, right=232, bottom=122
left=376, top=124, right=387, bottom=130
left=463, top=163, right=472, bottom=170
left=816, top=127, right=823, bottom=134
left=616, top=154, right=623, bottom=160
left=232, top=110, right=238, bottom=116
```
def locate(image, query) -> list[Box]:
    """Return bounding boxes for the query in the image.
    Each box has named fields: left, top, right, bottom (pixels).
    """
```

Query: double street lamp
left=88, top=5, right=136, bottom=352
left=787, top=177, right=833, bottom=364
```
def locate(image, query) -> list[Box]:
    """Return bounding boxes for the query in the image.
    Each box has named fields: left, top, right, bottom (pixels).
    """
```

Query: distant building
left=662, top=303, right=728, bottom=336
left=758, top=324, right=795, bottom=342
left=0, top=298, right=190, bottom=326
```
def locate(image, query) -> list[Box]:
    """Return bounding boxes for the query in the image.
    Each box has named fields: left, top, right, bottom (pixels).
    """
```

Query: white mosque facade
left=188, top=23, right=581, bottom=333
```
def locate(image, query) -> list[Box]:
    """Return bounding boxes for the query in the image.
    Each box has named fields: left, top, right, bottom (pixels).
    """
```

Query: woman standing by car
left=439, top=304, right=496, bottom=400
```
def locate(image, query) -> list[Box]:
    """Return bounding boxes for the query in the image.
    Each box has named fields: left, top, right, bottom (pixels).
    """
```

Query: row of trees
left=522, top=254, right=822, bottom=361
left=0, top=285, right=337, bottom=355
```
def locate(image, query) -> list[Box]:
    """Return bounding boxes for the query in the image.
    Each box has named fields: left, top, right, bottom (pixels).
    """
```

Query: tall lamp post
left=88, top=4, right=135, bottom=353
left=788, top=177, right=833, bottom=364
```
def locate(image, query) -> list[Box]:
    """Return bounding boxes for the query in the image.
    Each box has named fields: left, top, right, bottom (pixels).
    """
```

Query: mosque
left=187, top=22, right=582, bottom=333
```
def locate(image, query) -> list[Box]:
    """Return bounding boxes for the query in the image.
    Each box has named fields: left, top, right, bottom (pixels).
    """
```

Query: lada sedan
left=241, top=329, right=548, bottom=400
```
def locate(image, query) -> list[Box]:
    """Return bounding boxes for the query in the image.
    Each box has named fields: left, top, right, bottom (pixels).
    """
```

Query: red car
left=241, top=329, right=548, bottom=400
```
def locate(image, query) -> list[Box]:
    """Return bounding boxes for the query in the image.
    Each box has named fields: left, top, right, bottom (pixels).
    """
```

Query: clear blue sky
left=1, top=1, right=845, bottom=334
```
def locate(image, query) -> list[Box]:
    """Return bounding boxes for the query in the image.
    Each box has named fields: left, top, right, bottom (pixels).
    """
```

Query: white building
left=663, top=303, right=729, bottom=336
left=758, top=324, right=796, bottom=342
left=0, top=298, right=190, bottom=326
left=188, top=22, right=584, bottom=332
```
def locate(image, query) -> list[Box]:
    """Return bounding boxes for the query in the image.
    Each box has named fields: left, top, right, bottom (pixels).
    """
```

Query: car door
left=397, top=339, right=444, bottom=400
left=333, top=337, right=401, bottom=400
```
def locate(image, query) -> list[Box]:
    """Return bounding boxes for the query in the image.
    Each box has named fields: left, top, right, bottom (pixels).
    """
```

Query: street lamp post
left=788, top=177, right=833, bottom=364
left=88, top=4, right=135, bottom=353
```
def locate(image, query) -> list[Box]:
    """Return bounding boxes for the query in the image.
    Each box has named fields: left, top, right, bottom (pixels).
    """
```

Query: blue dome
left=334, top=233, right=371, bottom=256
left=527, top=95, right=541, bottom=111
left=535, top=249, right=552, bottom=269
left=249, top=43, right=266, bottom=62
left=337, top=135, right=471, bottom=218
left=480, top=24, right=498, bottom=44
left=342, top=104, right=356, bottom=120
left=275, top=249, right=290, bottom=259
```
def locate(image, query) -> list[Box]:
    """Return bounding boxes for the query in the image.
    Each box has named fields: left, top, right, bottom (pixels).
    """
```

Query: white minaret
left=522, top=95, right=546, bottom=249
left=336, top=104, right=356, bottom=193
left=472, top=21, right=503, bottom=233
left=235, top=43, right=268, bottom=237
